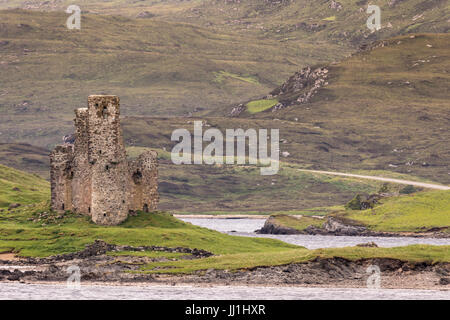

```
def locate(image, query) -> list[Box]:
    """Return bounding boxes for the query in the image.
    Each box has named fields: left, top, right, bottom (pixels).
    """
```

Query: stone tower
left=71, top=107, right=91, bottom=215
left=50, top=145, right=74, bottom=212
left=128, top=150, right=159, bottom=213
left=50, top=95, right=159, bottom=226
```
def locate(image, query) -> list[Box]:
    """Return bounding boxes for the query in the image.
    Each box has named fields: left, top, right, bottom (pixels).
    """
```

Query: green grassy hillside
left=343, top=190, right=450, bottom=233
left=268, top=189, right=450, bottom=235
left=1, top=201, right=449, bottom=271
left=0, top=164, right=49, bottom=208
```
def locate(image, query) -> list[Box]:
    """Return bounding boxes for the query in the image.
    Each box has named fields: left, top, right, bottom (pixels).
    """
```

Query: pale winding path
left=297, top=169, right=450, bottom=190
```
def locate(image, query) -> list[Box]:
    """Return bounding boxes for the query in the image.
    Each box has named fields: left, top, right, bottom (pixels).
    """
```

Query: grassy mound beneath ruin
left=0, top=164, right=449, bottom=273
left=0, top=201, right=298, bottom=257
left=1, top=201, right=449, bottom=274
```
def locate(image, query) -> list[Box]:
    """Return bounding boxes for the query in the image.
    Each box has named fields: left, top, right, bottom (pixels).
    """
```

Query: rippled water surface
left=0, top=283, right=448, bottom=300
left=180, top=218, right=450, bottom=249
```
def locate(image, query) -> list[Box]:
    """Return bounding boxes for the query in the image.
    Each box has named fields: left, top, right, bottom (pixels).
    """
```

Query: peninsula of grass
left=341, top=190, right=450, bottom=233
left=266, top=190, right=450, bottom=235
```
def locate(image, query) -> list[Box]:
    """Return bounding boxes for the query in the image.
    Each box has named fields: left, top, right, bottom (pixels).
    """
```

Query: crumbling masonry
left=50, top=95, right=159, bottom=225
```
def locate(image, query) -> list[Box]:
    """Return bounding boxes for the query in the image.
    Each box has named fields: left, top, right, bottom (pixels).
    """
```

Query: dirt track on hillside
left=297, top=169, right=450, bottom=190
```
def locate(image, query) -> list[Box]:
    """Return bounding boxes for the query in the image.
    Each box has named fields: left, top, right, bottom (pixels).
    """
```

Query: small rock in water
left=356, top=242, right=378, bottom=248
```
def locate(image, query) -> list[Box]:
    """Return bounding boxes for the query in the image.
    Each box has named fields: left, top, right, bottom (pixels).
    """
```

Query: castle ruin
left=50, top=95, right=159, bottom=225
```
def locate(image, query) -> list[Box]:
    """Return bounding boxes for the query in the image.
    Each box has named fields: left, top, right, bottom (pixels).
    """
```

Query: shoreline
left=175, top=214, right=269, bottom=219
left=1, top=256, right=449, bottom=291
left=257, top=216, right=450, bottom=239
left=2, top=279, right=449, bottom=292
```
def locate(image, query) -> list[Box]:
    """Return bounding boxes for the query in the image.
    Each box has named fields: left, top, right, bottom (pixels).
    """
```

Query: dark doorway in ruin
left=62, top=204, right=65, bottom=210
left=143, top=204, right=149, bottom=213
left=132, top=170, right=143, bottom=184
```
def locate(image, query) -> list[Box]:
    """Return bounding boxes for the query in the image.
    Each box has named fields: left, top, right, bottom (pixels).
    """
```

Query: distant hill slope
left=0, top=9, right=346, bottom=148
left=0, top=164, right=49, bottom=208
left=0, top=0, right=448, bottom=147
left=228, top=33, right=450, bottom=184
left=2, top=1, right=448, bottom=45
left=168, top=0, right=450, bottom=44
left=0, top=143, right=49, bottom=179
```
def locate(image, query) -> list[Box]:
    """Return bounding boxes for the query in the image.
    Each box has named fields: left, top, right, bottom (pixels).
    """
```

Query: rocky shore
left=256, top=216, right=450, bottom=238
left=0, top=241, right=449, bottom=290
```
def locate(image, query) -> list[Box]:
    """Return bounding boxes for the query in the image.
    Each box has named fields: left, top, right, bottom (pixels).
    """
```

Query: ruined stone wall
left=50, top=145, right=74, bottom=212
left=87, top=95, right=129, bottom=225
left=71, top=108, right=91, bottom=215
left=50, top=95, right=159, bottom=226
left=128, top=150, right=159, bottom=213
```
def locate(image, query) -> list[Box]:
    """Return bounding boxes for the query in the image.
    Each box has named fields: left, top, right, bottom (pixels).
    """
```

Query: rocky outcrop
left=323, top=217, right=367, bottom=235
left=257, top=216, right=450, bottom=238
left=136, top=11, right=155, bottom=19
left=230, top=103, right=246, bottom=117
left=229, top=65, right=330, bottom=116
left=329, top=1, right=343, bottom=11
left=270, top=66, right=329, bottom=107
left=256, top=216, right=301, bottom=234
left=14, top=240, right=213, bottom=265
left=3, top=255, right=449, bottom=290
left=0, top=240, right=214, bottom=283
left=357, top=242, right=379, bottom=247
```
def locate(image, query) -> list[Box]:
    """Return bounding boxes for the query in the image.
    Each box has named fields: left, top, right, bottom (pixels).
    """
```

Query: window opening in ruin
left=102, top=106, right=108, bottom=119
left=88, top=207, right=91, bottom=213
left=106, top=165, right=109, bottom=171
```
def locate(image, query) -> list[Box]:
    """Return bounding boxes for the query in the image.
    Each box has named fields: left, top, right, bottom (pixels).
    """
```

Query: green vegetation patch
left=0, top=202, right=297, bottom=257
left=139, top=244, right=450, bottom=274
left=213, top=71, right=260, bottom=85
left=107, top=250, right=189, bottom=259
left=246, top=99, right=278, bottom=114
left=271, top=214, right=324, bottom=231
left=343, top=190, right=450, bottom=233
